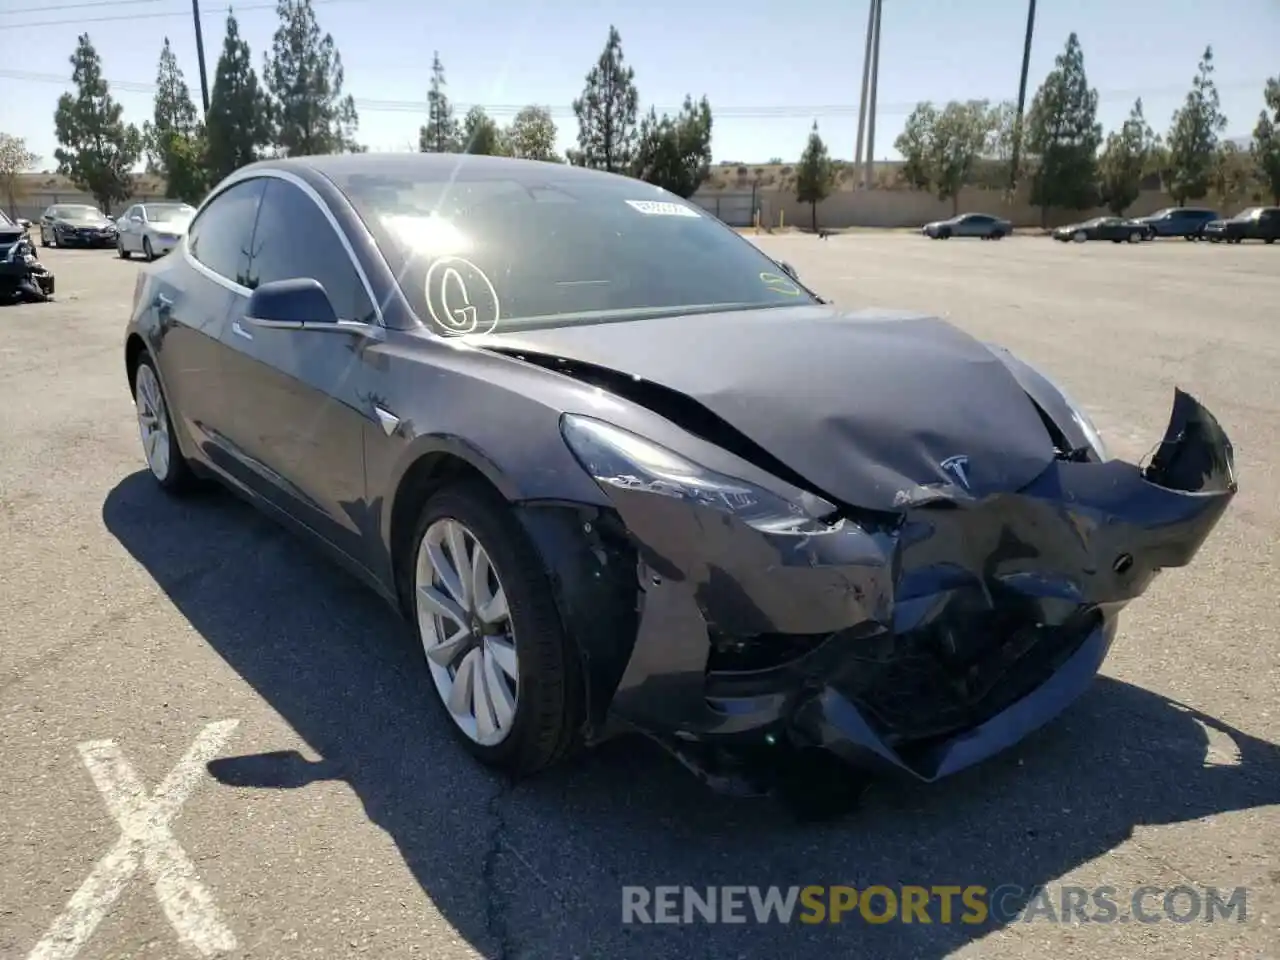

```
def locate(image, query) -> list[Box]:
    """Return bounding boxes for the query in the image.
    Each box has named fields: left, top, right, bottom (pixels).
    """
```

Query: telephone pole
left=192, top=0, right=210, bottom=114
left=1009, top=0, right=1036, bottom=191
left=863, top=0, right=882, bottom=191
left=853, top=0, right=877, bottom=182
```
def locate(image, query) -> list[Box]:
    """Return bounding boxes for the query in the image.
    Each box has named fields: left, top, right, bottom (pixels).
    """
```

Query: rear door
left=217, top=175, right=379, bottom=560
left=152, top=177, right=264, bottom=473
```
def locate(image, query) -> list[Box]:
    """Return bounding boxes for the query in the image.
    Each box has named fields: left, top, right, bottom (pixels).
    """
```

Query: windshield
left=144, top=203, right=195, bottom=223
left=51, top=205, right=104, bottom=222
left=338, top=170, right=819, bottom=332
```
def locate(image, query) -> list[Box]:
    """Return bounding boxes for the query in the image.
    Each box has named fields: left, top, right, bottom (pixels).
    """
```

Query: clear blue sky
left=1, top=0, right=1276, bottom=170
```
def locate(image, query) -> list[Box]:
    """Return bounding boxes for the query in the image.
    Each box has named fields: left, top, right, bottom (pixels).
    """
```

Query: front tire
left=117, top=238, right=130, bottom=259
left=133, top=354, right=196, bottom=494
left=143, top=237, right=155, bottom=261
left=1073, top=231, right=1087, bottom=243
left=410, top=484, right=583, bottom=777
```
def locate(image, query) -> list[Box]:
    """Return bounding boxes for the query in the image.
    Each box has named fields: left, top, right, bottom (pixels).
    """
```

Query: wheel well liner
left=125, top=334, right=147, bottom=390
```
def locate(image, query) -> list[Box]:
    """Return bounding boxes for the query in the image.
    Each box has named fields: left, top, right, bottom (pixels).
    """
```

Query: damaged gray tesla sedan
left=124, top=153, right=1237, bottom=802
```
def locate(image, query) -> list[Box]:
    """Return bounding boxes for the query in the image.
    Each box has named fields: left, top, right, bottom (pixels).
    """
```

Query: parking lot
left=1, top=237, right=1277, bottom=960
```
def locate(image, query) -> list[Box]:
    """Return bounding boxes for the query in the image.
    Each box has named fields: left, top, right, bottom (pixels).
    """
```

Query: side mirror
left=17, top=218, right=31, bottom=229
left=130, top=215, right=143, bottom=223
left=778, top=261, right=800, bottom=282
left=247, top=277, right=339, bottom=325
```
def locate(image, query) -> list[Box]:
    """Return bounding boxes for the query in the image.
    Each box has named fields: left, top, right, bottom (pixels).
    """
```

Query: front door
left=217, top=176, right=378, bottom=561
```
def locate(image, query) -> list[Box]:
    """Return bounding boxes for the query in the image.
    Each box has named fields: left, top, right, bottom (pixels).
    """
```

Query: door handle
left=231, top=320, right=254, bottom=341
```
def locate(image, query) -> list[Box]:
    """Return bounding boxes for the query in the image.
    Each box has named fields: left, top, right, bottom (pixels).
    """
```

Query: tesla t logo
left=940, top=455, right=971, bottom=490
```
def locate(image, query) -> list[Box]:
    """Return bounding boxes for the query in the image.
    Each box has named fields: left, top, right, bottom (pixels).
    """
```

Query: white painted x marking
left=28, top=719, right=241, bottom=960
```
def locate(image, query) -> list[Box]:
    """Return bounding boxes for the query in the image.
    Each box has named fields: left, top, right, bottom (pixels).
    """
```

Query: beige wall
left=11, top=188, right=167, bottom=222
left=695, top=185, right=1245, bottom=231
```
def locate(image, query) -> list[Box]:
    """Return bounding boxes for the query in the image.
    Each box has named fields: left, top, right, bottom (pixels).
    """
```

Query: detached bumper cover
left=520, top=390, right=1236, bottom=785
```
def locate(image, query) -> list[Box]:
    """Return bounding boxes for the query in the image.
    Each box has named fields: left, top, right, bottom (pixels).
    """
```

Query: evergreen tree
left=632, top=95, right=713, bottom=198
left=504, top=106, right=560, bottom=162
left=568, top=25, right=639, bottom=173
left=145, top=38, right=206, bottom=203
left=794, top=121, right=835, bottom=232
left=1025, top=33, right=1102, bottom=223
left=1166, top=47, right=1228, bottom=205
left=264, top=0, right=360, bottom=156
left=205, top=13, right=272, bottom=184
left=52, top=34, right=142, bottom=213
left=1098, top=98, right=1156, bottom=215
left=419, top=53, right=460, bottom=152
left=1250, top=77, right=1280, bottom=204
left=894, top=100, right=993, bottom=214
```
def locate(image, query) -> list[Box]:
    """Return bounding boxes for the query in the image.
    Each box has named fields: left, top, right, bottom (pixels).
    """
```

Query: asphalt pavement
left=1, top=237, right=1277, bottom=960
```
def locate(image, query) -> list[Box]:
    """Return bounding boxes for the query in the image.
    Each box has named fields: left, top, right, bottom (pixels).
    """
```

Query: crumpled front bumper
left=518, top=390, right=1236, bottom=790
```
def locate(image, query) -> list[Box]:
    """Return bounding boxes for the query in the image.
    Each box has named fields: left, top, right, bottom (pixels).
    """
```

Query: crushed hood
left=478, top=305, right=1059, bottom=511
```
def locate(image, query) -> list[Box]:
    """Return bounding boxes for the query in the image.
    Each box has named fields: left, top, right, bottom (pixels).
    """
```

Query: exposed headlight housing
left=1026, top=365, right=1109, bottom=461
left=560, top=414, right=838, bottom=535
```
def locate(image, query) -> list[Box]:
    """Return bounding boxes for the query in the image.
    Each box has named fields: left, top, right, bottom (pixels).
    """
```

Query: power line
left=0, top=0, right=177, bottom=17
left=0, top=0, right=355, bottom=28
left=0, top=67, right=1269, bottom=121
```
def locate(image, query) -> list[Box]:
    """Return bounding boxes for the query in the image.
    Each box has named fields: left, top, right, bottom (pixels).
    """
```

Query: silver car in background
left=922, top=212, right=1012, bottom=240
left=115, top=202, right=196, bottom=260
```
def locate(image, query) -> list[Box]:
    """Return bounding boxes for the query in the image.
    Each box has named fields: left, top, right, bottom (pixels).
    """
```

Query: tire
left=117, top=238, right=130, bottom=259
left=132, top=353, right=196, bottom=495
left=409, top=483, right=583, bottom=777
left=143, top=237, right=155, bottom=261
left=990, top=230, right=1004, bottom=240
left=1265, top=238, right=1275, bottom=245
left=1127, top=231, right=1140, bottom=243
left=1073, top=231, right=1087, bottom=243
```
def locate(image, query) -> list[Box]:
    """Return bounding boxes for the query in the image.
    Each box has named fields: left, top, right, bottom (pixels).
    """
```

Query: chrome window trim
left=182, top=166, right=386, bottom=325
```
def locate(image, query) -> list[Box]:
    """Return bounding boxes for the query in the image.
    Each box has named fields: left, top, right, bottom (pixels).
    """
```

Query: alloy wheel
left=415, top=517, right=519, bottom=746
left=134, top=364, right=171, bottom=482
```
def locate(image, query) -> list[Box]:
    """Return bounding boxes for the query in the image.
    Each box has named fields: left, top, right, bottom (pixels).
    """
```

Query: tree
left=794, top=121, right=836, bottom=231
left=1215, top=141, right=1262, bottom=209
left=982, top=100, right=1021, bottom=190
left=1250, top=77, right=1280, bottom=204
left=568, top=25, right=639, bottom=173
left=1097, top=98, right=1156, bottom=215
left=52, top=34, right=142, bottom=214
left=419, top=52, right=460, bottom=153
left=1165, top=47, right=1228, bottom=205
left=264, top=0, right=360, bottom=156
left=460, top=106, right=504, bottom=155
left=632, top=95, right=713, bottom=198
left=504, top=106, right=560, bottom=162
left=205, top=13, right=272, bottom=184
left=0, top=133, right=39, bottom=218
left=893, top=100, right=993, bottom=212
left=1024, top=32, right=1102, bottom=223
left=145, top=38, right=207, bottom=203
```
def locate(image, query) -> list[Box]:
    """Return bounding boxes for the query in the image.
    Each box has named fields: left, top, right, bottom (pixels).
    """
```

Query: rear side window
left=188, top=178, right=265, bottom=287
left=246, top=178, right=375, bottom=322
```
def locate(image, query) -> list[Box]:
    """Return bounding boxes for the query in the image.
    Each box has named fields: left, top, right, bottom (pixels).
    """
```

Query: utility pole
left=853, top=0, right=877, bottom=183
left=863, top=0, right=882, bottom=191
left=192, top=0, right=210, bottom=115
left=1009, top=0, right=1036, bottom=192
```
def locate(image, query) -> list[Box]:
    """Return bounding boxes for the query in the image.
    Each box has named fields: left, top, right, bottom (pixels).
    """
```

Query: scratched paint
left=27, top=719, right=241, bottom=960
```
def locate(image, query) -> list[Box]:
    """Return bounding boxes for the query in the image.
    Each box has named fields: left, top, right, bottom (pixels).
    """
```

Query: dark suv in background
left=1135, top=207, right=1219, bottom=240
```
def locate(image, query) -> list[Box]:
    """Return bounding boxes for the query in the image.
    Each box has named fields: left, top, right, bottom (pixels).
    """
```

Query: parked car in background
left=1202, top=207, right=1280, bottom=244
left=1134, top=207, right=1218, bottom=240
left=38, top=204, right=118, bottom=248
left=922, top=212, right=1012, bottom=239
left=1052, top=217, right=1150, bottom=243
left=0, top=209, right=55, bottom=302
left=116, top=202, right=197, bottom=260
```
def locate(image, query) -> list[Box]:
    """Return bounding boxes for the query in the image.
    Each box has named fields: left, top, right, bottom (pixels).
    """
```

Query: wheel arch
left=125, top=332, right=149, bottom=391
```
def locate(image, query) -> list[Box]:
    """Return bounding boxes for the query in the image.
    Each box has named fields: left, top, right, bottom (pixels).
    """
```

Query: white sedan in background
left=115, top=201, right=196, bottom=260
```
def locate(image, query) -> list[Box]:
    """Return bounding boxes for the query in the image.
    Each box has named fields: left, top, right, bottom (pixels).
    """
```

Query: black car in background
left=38, top=203, right=118, bottom=248
left=1134, top=207, right=1218, bottom=240
left=0, top=210, right=55, bottom=302
left=1203, top=207, right=1280, bottom=244
left=1052, top=217, right=1150, bottom=243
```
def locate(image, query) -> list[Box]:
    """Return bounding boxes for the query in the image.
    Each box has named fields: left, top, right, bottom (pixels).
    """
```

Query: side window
left=247, top=179, right=374, bottom=322
left=188, top=179, right=265, bottom=287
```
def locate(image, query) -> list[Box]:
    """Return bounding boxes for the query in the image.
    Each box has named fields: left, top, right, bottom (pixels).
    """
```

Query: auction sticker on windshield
left=624, top=200, right=701, bottom=218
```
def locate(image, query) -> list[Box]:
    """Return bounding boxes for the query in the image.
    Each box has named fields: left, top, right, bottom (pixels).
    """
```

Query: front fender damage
left=517, top=390, right=1236, bottom=807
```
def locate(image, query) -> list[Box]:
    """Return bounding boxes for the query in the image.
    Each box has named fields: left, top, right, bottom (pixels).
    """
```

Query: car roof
left=229, top=152, right=635, bottom=193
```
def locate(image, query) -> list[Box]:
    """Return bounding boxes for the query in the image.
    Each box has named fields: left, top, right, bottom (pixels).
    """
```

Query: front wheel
left=143, top=237, right=155, bottom=261
left=1127, top=231, right=1141, bottom=243
left=133, top=355, right=196, bottom=494
left=1073, top=231, right=1087, bottom=243
left=117, top=238, right=130, bottom=259
left=410, top=485, right=583, bottom=777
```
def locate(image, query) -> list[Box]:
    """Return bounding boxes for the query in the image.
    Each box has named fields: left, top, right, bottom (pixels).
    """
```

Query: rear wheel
left=143, top=237, right=155, bottom=261
left=410, top=484, right=583, bottom=777
left=989, top=230, right=1005, bottom=240
left=1127, top=231, right=1141, bottom=243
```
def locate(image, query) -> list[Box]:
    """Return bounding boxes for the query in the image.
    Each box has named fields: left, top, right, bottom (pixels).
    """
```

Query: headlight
left=560, top=414, right=838, bottom=535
